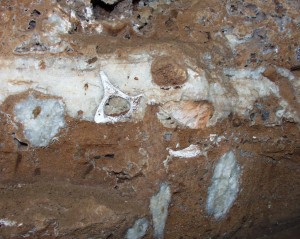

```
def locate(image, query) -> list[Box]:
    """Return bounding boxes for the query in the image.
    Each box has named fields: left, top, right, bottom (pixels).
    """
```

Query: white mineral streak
left=150, top=183, right=171, bottom=239
left=0, top=218, right=18, bottom=227
left=125, top=218, right=149, bottom=239
left=206, top=151, right=241, bottom=219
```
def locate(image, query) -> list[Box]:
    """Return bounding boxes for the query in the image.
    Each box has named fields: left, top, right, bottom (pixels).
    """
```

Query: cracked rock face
left=0, top=0, right=300, bottom=238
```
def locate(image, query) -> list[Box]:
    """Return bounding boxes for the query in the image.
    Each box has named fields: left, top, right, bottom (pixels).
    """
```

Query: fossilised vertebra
left=94, top=71, right=143, bottom=123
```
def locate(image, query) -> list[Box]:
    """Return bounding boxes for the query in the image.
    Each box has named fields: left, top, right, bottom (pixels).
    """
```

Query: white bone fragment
left=168, top=144, right=204, bottom=158
left=164, top=144, right=206, bottom=170
left=94, top=71, right=143, bottom=123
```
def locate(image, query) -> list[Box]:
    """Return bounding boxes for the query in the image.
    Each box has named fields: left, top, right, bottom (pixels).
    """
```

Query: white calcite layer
left=0, top=57, right=101, bottom=121
left=14, top=95, right=65, bottom=147
left=0, top=54, right=298, bottom=127
left=150, top=183, right=171, bottom=239
left=206, top=151, right=241, bottom=219
left=2, top=0, right=298, bottom=132
left=0, top=54, right=209, bottom=122
left=100, top=57, right=209, bottom=105
left=207, top=67, right=281, bottom=125
left=125, top=218, right=149, bottom=239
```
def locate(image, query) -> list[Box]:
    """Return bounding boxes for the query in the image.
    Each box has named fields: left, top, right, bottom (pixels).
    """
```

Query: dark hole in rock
left=91, top=0, right=119, bottom=16
left=28, top=20, right=36, bottom=30
left=104, top=154, right=115, bottom=158
left=66, top=47, right=74, bottom=53
left=112, top=171, right=131, bottom=183
left=93, top=154, right=114, bottom=159
left=291, top=65, right=300, bottom=71
left=261, top=110, right=270, bottom=121
left=31, top=9, right=41, bottom=17
left=132, top=0, right=140, bottom=7
left=92, top=0, right=139, bottom=19
left=124, top=33, right=131, bottom=39
left=104, top=96, right=130, bottom=116
left=250, top=112, right=256, bottom=121
left=13, top=136, right=29, bottom=149
left=138, top=22, right=148, bottom=30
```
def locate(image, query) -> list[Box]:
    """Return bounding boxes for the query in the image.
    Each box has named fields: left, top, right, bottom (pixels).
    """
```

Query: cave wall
left=0, top=0, right=300, bottom=238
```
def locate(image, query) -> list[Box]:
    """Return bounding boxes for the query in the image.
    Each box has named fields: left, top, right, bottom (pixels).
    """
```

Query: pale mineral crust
left=0, top=0, right=300, bottom=238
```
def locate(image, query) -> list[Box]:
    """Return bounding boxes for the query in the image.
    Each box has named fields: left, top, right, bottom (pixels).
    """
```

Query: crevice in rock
left=13, top=134, right=29, bottom=150
left=91, top=0, right=120, bottom=14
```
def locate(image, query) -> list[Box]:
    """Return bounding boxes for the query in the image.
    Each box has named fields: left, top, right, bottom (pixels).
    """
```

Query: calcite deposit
left=0, top=0, right=300, bottom=238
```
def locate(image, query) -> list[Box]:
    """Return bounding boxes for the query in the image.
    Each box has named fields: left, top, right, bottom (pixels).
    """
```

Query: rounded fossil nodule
left=151, top=56, right=187, bottom=87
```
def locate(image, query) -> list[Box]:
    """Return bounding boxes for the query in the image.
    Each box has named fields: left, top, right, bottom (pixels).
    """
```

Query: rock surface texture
left=0, top=0, right=300, bottom=238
